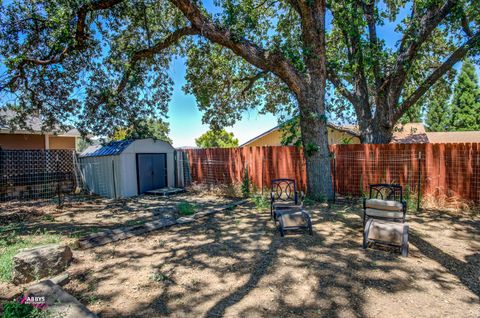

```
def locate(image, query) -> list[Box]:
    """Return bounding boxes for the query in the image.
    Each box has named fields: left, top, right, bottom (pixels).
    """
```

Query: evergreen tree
left=450, top=59, right=480, bottom=131
left=425, top=75, right=455, bottom=132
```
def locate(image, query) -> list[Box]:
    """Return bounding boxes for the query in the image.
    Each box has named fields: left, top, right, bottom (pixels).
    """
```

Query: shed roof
left=80, top=140, right=134, bottom=157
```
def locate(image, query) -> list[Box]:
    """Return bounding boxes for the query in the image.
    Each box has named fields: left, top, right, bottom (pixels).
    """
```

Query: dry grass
left=422, top=188, right=478, bottom=214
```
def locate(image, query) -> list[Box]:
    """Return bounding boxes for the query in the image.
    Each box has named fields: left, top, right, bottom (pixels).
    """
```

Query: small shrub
left=177, top=202, right=196, bottom=216
left=241, top=167, right=251, bottom=198
left=252, top=193, right=269, bottom=211
left=2, top=301, right=48, bottom=318
left=150, top=272, right=167, bottom=282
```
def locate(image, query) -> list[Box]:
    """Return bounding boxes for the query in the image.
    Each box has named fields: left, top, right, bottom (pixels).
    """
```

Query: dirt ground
left=0, top=192, right=236, bottom=237
left=52, top=201, right=480, bottom=318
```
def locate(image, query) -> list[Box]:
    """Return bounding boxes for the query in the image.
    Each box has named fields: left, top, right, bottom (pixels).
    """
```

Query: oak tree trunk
left=298, top=87, right=334, bottom=201
left=358, top=105, right=394, bottom=144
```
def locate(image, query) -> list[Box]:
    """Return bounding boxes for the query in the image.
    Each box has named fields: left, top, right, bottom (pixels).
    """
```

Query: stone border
left=78, top=199, right=247, bottom=249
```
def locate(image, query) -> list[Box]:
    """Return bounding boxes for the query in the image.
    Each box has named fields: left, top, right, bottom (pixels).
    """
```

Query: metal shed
left=79, top=138, right=177, bottom=198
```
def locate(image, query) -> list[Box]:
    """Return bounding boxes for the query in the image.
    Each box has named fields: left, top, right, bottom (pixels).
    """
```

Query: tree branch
left=168, top=0, right=305, bottom=95
left=23, top=0, right=123, bottom=66
left=394, top=30, right=480, bottom=122
left=104, top=26, right=199, bottom=103
left=238, top=71, right=267, bottom=95
left=2, top=0, right=124, bottom=91
left=362, top=0, right=382, bottom=89
left=326, top=67, right=358, bottom=106
left=386, top=0, right=457, bottom=97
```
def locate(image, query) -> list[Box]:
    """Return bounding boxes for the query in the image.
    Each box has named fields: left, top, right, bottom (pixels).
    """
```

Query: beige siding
left=0, top=134, right=45, bottom=149
left=244, top=127, right=360, bottom=147
left=48, top=136, right=76, bottom=150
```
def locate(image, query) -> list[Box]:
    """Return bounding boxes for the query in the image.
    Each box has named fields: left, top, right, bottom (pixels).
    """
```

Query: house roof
left=240, top=122, right=432, bottom=146
left=0, top=109, right=80, bottom=137
left=426, top=131, right=480, bottom=143
left=390, top=123, right=429, bottom=144
left=240, top=122, right=361, bottom=147
left=80, top=139, right=134, bottom=157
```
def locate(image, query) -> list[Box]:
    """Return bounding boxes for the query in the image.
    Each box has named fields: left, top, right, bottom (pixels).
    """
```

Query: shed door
left=137, top=153, right=167, bottom=194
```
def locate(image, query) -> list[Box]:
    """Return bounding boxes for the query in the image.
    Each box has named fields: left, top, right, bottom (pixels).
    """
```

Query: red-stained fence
left=181, top=143, right=480, bottom=204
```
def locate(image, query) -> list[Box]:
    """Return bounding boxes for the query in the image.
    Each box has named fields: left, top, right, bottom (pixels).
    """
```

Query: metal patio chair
left=270, top=179, right=312, bottom=236
left=362, top=184, right=409, bottom=256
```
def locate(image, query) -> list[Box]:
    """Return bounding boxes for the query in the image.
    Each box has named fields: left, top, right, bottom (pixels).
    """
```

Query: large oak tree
left=327, top=0, right=479, bottom=143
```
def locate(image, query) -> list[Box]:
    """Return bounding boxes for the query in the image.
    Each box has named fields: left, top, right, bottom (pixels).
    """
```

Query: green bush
left=241, top=167, right=251, bottom=198
left=252, top=193, right=269, bottom=211
left=177, top=202, right=196, bottom=216
left=2, top=301, right=48, bottom=318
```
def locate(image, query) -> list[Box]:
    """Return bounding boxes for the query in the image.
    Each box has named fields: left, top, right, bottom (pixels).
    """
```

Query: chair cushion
left=275, top=206, right=303, bottom=218
left=279, top=210, right=309, bottom=228
left=367, top=219, right=409, bottom=245
left=365, top=208, right=404, bottom=219
left=365, top=199, right=403, bottom=211
left=273, top=201, right=298, bottom=209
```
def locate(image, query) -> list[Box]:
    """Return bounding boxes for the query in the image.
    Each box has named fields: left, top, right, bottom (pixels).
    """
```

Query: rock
left=26, top=279, right=97, bottom=318
left=50, top=272, right=70, bottom=286
left=176, top=217, right=195, bottom=224
left=13, top=244, right=73, bottom=285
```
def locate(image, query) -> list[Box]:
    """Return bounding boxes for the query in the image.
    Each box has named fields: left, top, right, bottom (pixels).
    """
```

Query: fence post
left=417, top=151, right=422, bottom=212
left=332, top=152, right=336, bottom=204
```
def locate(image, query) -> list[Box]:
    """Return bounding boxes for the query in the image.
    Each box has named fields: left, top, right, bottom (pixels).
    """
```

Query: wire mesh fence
left=0, top=149, right=80, bottom=202
left=181, top=143, right=480, bottom=209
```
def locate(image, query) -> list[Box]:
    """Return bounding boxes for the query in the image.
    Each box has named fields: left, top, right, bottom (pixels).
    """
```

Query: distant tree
left=450, top=59, right=480, bottom=131
left=111, top=119, right=172, bottom=143
left=425, top=74, right=456, bottom=132
left=195, top=129, right=238, bottom=148
left=399, top=104, right=423, bottom=124
left=76, top=138, right=92, bottom=153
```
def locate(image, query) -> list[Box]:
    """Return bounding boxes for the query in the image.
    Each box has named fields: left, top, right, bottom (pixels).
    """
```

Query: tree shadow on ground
left=57, top=202, right=470, bottom=318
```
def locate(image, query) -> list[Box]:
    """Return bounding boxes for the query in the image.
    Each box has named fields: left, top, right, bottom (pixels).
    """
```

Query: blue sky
left=166, top=56, right=278, bottom=147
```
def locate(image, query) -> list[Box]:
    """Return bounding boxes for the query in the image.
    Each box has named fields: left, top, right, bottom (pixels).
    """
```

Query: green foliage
left=241, top=167, right=251, bottom=198
left=399, top=103, right=422, bottom=124
left=150, top=272, right=168, bottom=282
left=251, top=193, right=269, bottom=210
left=279, top=117, right=302, bottom=147
left=0, top=229, right=61, bottom=282
left=76, top=138, right=92, bottom=153
left=340, top=136, right=354, bottom=145
left=177, top=202, right=196, bottom=216
left=0, top=0, right=477, bottom=146
left=111, top=118, right=172, bottom=143
left=2, top=301, right=48, bottom=318
left=195, top=129, right=239, bottom=148
left=425, top=73, right=456, bottom=132
left=404, top=184, right=419, bottom=212
left=304, top=142, right=319, bottom=157
left=450, top=59, right=480, bottom=131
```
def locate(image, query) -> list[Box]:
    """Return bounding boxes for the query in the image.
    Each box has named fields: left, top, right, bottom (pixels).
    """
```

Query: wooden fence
left=182, top=143, right=480, bottom=204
